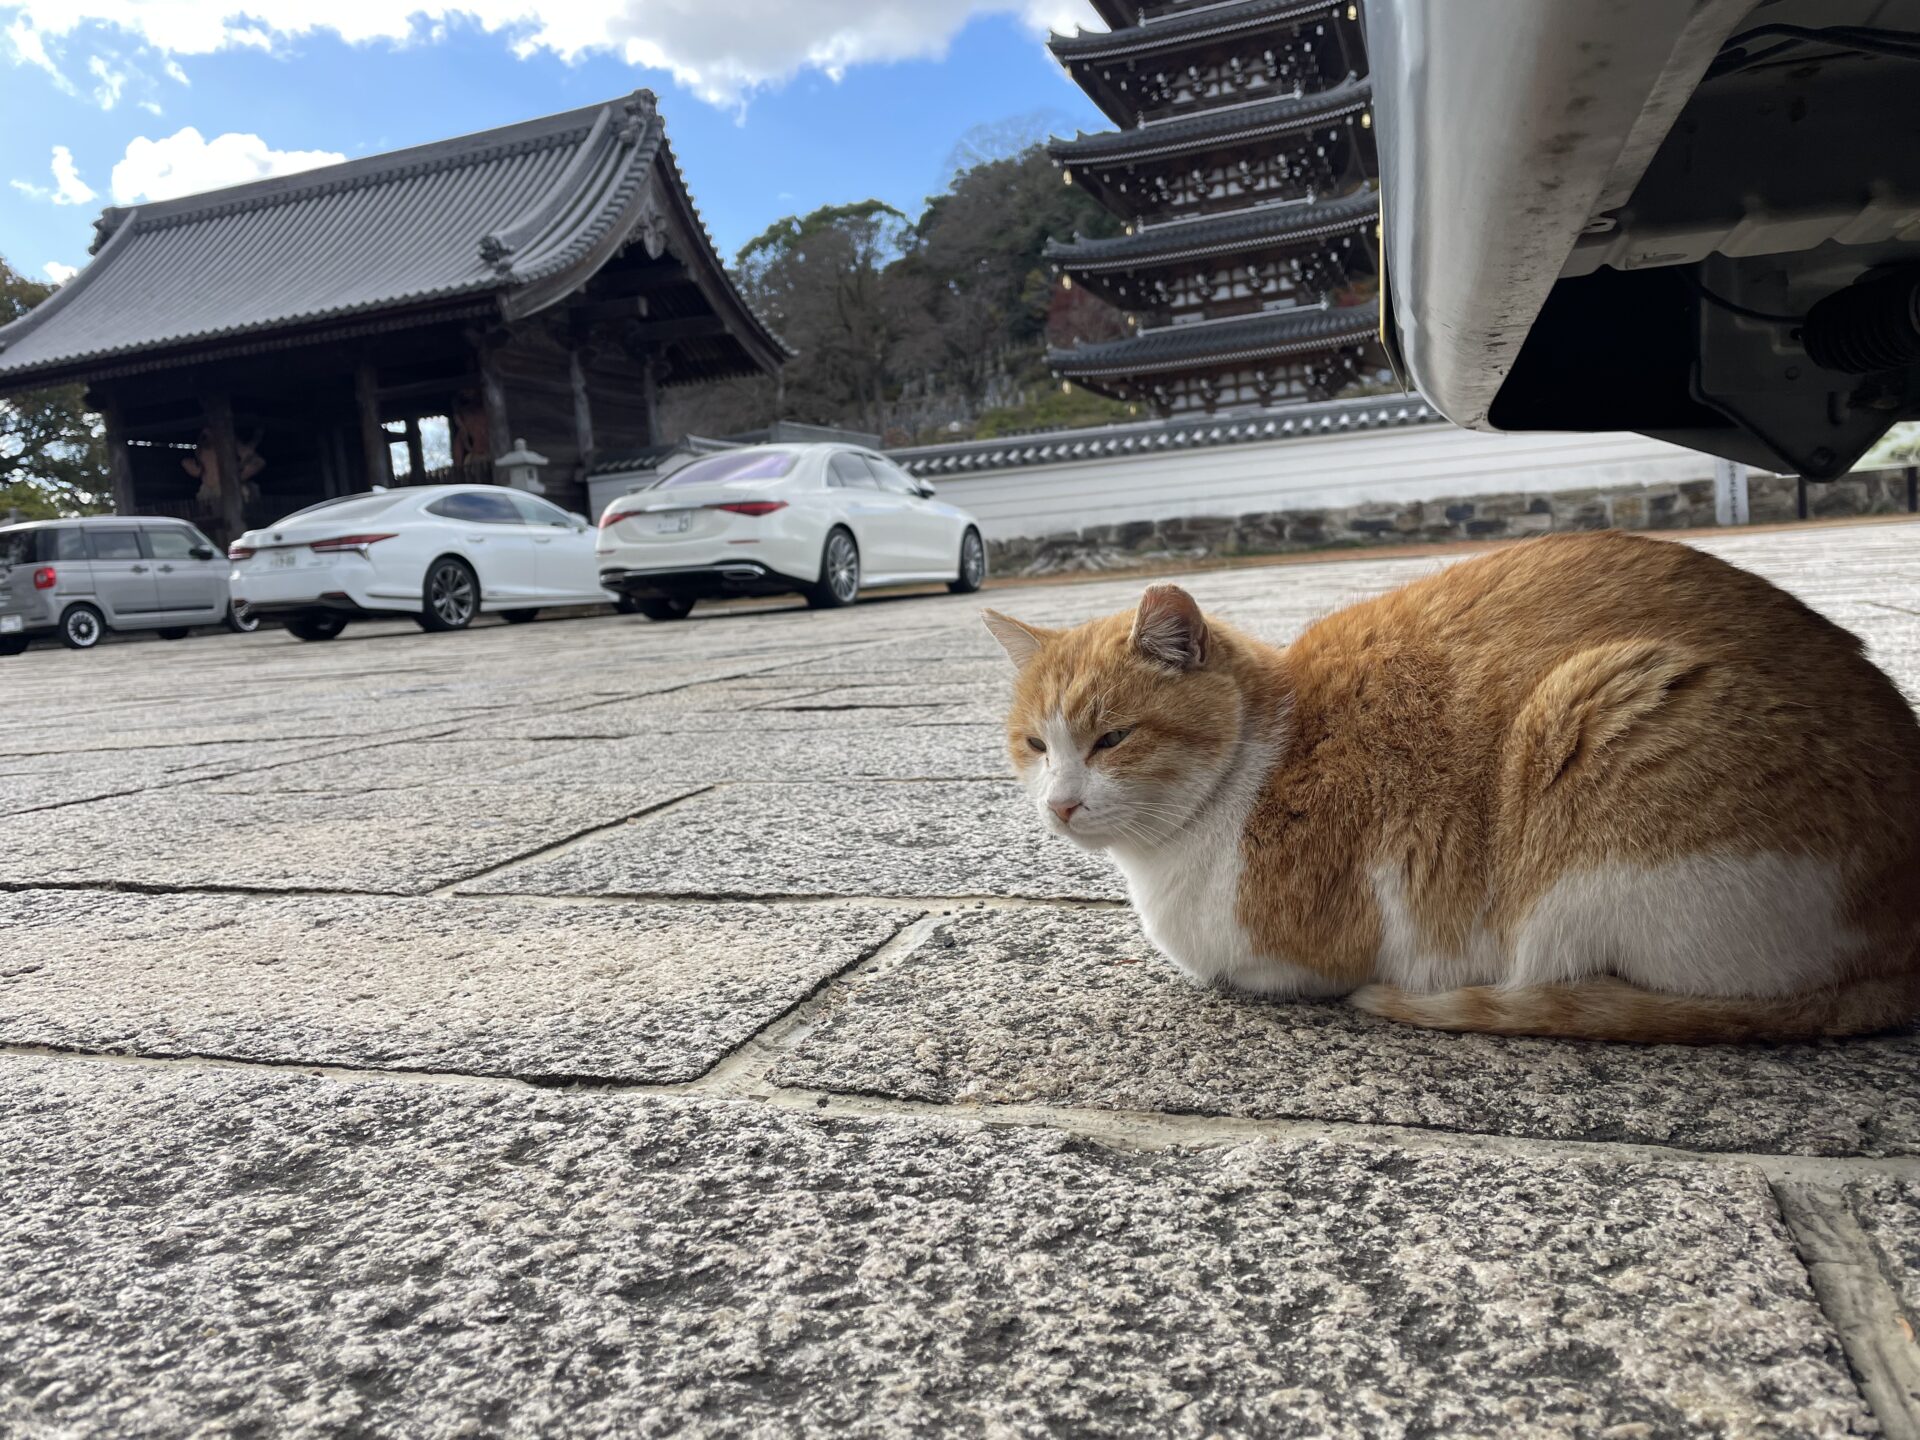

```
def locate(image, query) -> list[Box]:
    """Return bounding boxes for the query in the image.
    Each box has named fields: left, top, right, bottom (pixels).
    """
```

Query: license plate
left=655, top=514, right=690, bottom=534
left=271, top=550, right=299, bottom=569
left=0, top=614, right=20, bottom=634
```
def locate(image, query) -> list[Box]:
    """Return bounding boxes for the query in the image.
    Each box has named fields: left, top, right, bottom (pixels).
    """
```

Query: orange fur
left=987, top=532, right=1920, bottom=1043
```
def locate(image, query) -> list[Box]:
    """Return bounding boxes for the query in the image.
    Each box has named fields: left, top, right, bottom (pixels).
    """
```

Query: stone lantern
left=495, top=437, right=549, bottom=495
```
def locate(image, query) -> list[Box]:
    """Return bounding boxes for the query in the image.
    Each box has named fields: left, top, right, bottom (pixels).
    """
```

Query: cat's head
left=982, top=584, right=1252, bottom=852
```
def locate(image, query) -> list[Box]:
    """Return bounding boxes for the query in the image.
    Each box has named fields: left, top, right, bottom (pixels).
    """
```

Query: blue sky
left=1, top=2, right=1109, bottom=287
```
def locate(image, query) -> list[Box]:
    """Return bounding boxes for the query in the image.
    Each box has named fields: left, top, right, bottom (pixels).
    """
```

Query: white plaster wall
left=928, top=423, right=1726, bottom=543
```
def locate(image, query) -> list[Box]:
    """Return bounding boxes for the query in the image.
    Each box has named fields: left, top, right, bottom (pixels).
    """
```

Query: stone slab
left=6, top=784, right=700, bottom=894
left=0, top=889, right=913, bottom=1083
left=1843, top=1177, right=1920, bottom=1323
left=776, top=908, right=1920, bottom=1158
left=462, top=782, right=1124, bottom=901
left=0, top=1059, right=1872, bottom=1439
left=211, top=727, right=1009, bottom=792
left=0, top=739, right=355, bottom=816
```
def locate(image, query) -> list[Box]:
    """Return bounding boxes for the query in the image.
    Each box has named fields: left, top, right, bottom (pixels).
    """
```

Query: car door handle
left=130, top=564, right=148, bottom=573
left=157, top=564, right=175, bottom=573
left=465, top=535, right=487, bottom=543
left=533, top=537, right=554, bottom=545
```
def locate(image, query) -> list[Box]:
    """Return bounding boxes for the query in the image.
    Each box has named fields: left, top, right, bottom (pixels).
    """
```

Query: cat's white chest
left=1110, top=746, right=1339, bottom=998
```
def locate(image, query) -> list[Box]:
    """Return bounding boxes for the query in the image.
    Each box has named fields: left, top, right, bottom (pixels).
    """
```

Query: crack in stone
left=428, top=787, right=716, bottom=896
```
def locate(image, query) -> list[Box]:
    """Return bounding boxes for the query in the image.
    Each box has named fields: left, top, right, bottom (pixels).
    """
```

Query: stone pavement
left=2, top=521, right=1919, bottom=1439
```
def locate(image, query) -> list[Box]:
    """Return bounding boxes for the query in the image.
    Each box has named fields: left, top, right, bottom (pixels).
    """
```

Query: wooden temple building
left=1045, top=0, right=1386, bottom=415
left=0, top=91, right=787, bottom=542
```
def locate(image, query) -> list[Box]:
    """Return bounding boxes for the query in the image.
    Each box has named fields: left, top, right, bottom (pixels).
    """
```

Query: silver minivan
left=0, top=516, right=254, bottom=655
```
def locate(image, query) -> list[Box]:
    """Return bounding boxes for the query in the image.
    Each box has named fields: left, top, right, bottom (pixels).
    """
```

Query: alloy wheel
left=65, top=609, right=101, bottom=648
left=828, top=532, right=860, bottom=604
left=962, top=532, right=985, bottom=586
left=429, top=562, right=477, bottom=628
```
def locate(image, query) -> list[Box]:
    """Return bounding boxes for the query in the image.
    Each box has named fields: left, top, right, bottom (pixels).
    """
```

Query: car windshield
left=657, top=451, right=799, bottom=489
left=276, top=493, right=406, bottom=527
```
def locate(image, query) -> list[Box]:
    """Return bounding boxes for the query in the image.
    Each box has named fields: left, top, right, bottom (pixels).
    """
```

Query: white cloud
left=109, top=127, right=346, bottom=204
left=4, top=15, right=75, bottom=93
left=138, top=97, right=161, bottom=113
left=13, top=145, right=98, bottom=205
left=87, top=53, right=125, bottom=107
left=44, top=260, right=79, bottom=283
left=1, top=1, right=1103, bottom=108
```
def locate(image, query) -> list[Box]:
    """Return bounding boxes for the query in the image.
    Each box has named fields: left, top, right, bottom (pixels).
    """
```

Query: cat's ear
left=982, top=609, right=1053, bottom=669
left=1131, top=584, right=1208, bottom=670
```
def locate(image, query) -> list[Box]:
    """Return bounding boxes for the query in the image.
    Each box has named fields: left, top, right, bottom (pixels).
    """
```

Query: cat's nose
left=1049, top=798, right=1082, bottom=823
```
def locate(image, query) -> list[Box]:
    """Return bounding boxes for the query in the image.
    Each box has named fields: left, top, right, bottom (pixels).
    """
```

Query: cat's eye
left=1025, top=737, right=1047, bottom=754
left=1093, top=728, right=1133, bottom=751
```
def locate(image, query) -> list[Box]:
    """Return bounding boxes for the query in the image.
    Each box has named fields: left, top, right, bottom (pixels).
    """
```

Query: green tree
left=736, top=200, right=913, bottom=436
left=1, top=255, right=109, bottom=518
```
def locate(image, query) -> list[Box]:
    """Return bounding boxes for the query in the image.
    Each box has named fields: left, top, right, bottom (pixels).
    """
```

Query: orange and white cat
left=984, top=531, right=1920, bottom=1043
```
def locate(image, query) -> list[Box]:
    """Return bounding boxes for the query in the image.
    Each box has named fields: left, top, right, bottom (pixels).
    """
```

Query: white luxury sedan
left=230, top=485, right=618, bottom=642
left=595, top=444, right=987, bottom=619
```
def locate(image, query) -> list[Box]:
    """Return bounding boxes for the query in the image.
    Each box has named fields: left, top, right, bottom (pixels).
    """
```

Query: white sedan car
left=230, top=484, right=616, bottom=642
left=595, top=444, right=987, bottom=619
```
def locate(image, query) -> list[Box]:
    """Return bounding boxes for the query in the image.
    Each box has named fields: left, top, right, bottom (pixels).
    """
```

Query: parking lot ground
left=3, top=521, right=1920, bottom=1438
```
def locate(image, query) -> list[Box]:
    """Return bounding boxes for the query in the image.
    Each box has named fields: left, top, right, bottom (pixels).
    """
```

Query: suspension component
left=1803, top=267, right=1920, bottom=374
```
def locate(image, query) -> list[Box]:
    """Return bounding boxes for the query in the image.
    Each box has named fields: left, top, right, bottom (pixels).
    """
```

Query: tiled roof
left=0, top=91, right=788, bottom=391
left=890, top=392, right=1437, bottom=477
left=1048, top=80, right=1371, bottom=167
left=1050, top=301, right=1379, bottom=378
left=1051, top=0, right=1341, bottom=64
left=1047, top=189, right=1377, bottom=271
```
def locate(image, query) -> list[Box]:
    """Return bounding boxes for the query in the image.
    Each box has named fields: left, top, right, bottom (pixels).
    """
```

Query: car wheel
left=157, top=628, right=190, bottom=641
left=0, top=635, right=27, bottom=657
left=949, top=528, right=987, bottom=595
left=59, top=604, right=105, bottom=650
left=637, top=597, right=695, bottom=622
left=806, top=527, right=860, bottom=609
left=224, top=602, right=260, bottom=634
left=286, top=615, right=348, bottom=642
left=501, top=608, right=540, bottom=625
left=421, top=557, right=479, bottom=632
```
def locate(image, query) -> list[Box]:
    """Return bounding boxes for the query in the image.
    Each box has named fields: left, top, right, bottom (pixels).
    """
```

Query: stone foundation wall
left=988, top=469, right=1919, bottom=577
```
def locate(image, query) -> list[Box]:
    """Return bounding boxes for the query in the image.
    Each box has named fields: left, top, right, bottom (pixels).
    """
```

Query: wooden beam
left=621, top=315, right=730, bottom=347
left=569, top=347, right=595, bottom=474
left=99, top=397, right=136, bottom=515
left=354, top=361, right=391, bottom=488
left=571, top=296, right=650, bottom=326
left=597, top=262, right=691, bottom=297
left=404, top=416, right=426, bottom=481
left=202, top=392, right=248, bottom=540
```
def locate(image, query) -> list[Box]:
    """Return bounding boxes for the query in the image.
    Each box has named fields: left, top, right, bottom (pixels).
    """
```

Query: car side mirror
left=916, top=482, right=936, bottom=499
left=190, top=545, right=215, bottom=561
left=570, top=513, right=590, bottom=530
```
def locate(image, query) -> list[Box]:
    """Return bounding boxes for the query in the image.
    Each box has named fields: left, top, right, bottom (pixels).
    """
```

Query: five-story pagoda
left=1045, top=1, right=1385, bottom=416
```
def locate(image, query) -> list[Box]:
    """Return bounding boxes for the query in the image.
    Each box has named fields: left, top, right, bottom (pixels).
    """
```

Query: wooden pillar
left=640, top=356, right=661, bottom=447
left=202, top=392, right=247, bottom=541
left=569, top=347, right=595, bottom=474
left=98, top=395, right=136, bottom=515
left=477, top=344, right=511, bottom=470
left=354, top=361, right=390, bottom=488
left=1907, top=464, right=1917, bottom=514
left=404, top=417, right=426, bottom=482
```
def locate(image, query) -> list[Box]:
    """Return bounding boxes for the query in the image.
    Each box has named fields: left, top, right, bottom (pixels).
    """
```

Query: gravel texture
left=460, top=781, right=1124, bottom=900
left=0, top=889, right=914, bottom=1082
left=0, top=1060, right=1873, bottom=1440
left=777, top=907, right=1920, bottom=1157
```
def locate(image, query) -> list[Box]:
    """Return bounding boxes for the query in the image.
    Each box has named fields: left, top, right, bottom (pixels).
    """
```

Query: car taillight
left=600, top=509, right=642, bottom=529
left=228, top=543, right=255, bottom=561
left=32, top=566, right=56, bottom=590
left=711, top=502, right=787, bottom=517
left=308, top=533, right=397, bottom=554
